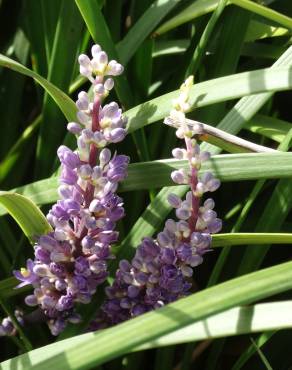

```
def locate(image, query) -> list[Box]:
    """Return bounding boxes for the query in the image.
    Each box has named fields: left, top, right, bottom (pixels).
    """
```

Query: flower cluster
left=90, top=76, right=222, bottom=328
left=13, top=45, right=129, bottom=335
left=0, top=310, right=23, bottom=337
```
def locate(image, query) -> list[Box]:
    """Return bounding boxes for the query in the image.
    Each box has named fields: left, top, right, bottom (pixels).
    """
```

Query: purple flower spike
left=90, top=76, right=221, bottom=330
left=13, top=44, right=129, bottom=336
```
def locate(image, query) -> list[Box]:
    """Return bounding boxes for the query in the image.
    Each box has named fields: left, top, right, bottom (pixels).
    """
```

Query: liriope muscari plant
left=11, top=45, right=129, bottom=335
left=90, top=77, right=222, bottom=328
left=1, top=51, right=222, bottom=338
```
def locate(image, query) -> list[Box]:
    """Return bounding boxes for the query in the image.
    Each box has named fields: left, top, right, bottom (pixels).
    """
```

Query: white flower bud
left=77, top=111, right=90, bottom=125
left=99, top=148, right=111, bottom=165
left=94, top=83, right=105, bottom=95
left=81, top=129, right=93, bottom=143
left=200, top=151, right=210, bottom=162
left=157, top=232, right=171, bottom=247
left=79, top=65, right=91, bottom=77
left=176, top=208, right=191, bottom=220
left=78, top=54, right=91, bottom=67
left=165, top=219, right=177, bottom=233
left=104, top=78, right=114, bottom=90
left=76, top=91, right=89, bottom=110
left=172, top=148, right=186, bottom=159
left=98, top=51, right=108, bottom=65
left=195, top=182, right=205, bottom=197
left=167, top=193, right=181, bottom=208
left=181, top=265, right=193, bottom=277
left=91, top=44, right=101, bottom=57
left=67, top=122, right=82, bottom=134
left=78, top=164, right=92, bottom=179
left=33, top=264, right=49, bottom=277
left=54, top=228, right=67, bottom=241
left=204, top=198, right=215, bottom=209
left=92, top=166, right=102, bottom=181
left=171, top=169, right=188, bottom=184
left=77, top=136, right=89, bottom=161
left=107, top=60, right=124, bottom=76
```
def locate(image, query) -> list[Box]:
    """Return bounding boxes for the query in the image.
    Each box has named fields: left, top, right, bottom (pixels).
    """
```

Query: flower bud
left=167, top=193, right=182, bottom=208
left=91, top=44, right=101, bottom=57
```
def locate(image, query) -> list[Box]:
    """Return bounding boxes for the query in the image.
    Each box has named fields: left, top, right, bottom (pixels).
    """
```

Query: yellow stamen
left=20, top=268, right=30, bottom=278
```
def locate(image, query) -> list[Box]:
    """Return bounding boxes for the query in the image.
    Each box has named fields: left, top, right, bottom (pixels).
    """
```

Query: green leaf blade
left=0, top=192, right=52, bottom=243
left=0, top=54, right=77, bottom=122
left=2, top=261, right=292, bottom=369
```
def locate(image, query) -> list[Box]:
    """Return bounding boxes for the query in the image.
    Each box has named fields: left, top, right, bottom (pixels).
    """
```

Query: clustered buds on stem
left=0, top=310, right=23, bottom=337
left=90, top=77, right=222, bottom=329
left=13, top=45, right=129, bottom=335
left=4, top=52, right=222, bottom=338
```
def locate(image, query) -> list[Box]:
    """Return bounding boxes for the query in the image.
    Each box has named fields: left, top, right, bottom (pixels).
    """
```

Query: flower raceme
left=13, top=45, right=129, bottom=335
left=90, top=76, right=222, bottom=328
left=9, top=53, right=221, bottom=337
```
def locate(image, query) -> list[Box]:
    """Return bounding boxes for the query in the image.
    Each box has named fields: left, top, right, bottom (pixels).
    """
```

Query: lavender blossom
left=90, top=76, right=222, bottom=329
left=13, top=45, right=129, bottom=335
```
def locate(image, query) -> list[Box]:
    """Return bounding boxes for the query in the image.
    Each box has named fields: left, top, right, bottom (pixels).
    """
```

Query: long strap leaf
left=2, top=261, right=292, bottom=369
left=0, top=192, right=51, bottom=243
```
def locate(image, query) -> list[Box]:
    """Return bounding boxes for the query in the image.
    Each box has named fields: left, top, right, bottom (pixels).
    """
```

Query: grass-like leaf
left=0, top=115, right=41, bottom=182
left=212, top=233, right=292, bottom=247
left=202, top=45, right=292, bottom=154
left=0, top=277, right=30, bottom=298
left=156, top=0, right=292, bottom=35
left=2, top=55, right=292, bottom=139
left=138, top=301, right=292, bottom=348
left=232, top=332, right=274, bottom=370
left=126, top=66, right=292, bottom=133
left=245, top=114, right=292, bottom=144
left=75, top=0, right=133, bottom=108
left=245, top=20, right=290, bottom=43
left=35, top=1, right=83, bottom=177
left=116, top=0, right=179, bottom=65
left=0, top=192, right=51, bottom=243
left=2, top=260, right=292, bottom=369
left=156, top=0, right=219, bottom=35
left=2, top=152, right=292, bottom=215
left=0, top=54, right=76, bottom=122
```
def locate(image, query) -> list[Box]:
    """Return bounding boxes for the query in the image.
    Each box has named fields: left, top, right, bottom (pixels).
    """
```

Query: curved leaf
left=139, top=301, right=292, bottom=348
left=0, top=54, right=76, bottom=122
left=232, top=332, right=274, bottom=370
left=75, top=0, right=133, bottom=108
left=116, top=0, right=180, bottom=64
left=156, top=0, right=292, bottom=35
left=156, top=0, right=218, bottom=35
left=2, top=260, right=292, bottom=369
left=121, top=152, right=292, bottom=190
left=0, top=192, right=52, bottom=243
left=245, top=114, right=292, bottom=144
left=0, top=277, right=30, bottom=298
left=125, top=66, right=292, bottom=133
left=212, top=233, right=292, bottom=247
left=3, top=152, right=292, bottom=215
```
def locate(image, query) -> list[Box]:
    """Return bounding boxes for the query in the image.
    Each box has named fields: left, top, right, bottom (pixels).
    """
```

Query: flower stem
left=185, top=137, right=199, bottom=232
left=89, top=96, right=100, bottom=167
left=79, top=96, right=101, bottom=240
